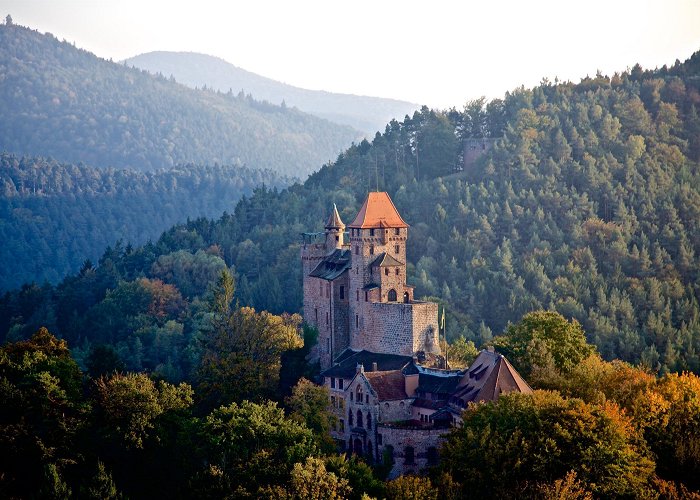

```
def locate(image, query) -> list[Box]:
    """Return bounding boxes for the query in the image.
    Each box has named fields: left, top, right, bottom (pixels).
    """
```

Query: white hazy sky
left=3, top=0, right=700, bottom=108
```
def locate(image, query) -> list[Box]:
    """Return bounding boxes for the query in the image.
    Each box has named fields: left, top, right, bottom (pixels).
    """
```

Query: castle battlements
left=301, top=192, right=440, bottom=370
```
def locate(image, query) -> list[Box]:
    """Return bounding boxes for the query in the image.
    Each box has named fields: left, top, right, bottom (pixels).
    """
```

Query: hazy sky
left=4, top=0, right=700, bottom=108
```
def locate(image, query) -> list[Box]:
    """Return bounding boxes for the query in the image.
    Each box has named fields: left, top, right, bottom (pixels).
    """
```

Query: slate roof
left=412, top=398, right=447, bottom=410
left=417, top=372, right=461, bottom=396
left=364, top=370, right=408, bottom=401
left=348, top=192, right=409, bottom=229
left=371, top=252, right=404, bottom=268
left=450, top=350, right=533, bottom=408
left=309, top=249, right=351, bottom=281
left=321, top=349, right=413, bottom=379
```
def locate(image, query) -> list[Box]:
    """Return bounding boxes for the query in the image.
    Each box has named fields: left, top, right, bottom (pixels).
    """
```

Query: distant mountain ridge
left=0, top=23, right=360, bottom=176
left=123, top=51, right=420, bottom=134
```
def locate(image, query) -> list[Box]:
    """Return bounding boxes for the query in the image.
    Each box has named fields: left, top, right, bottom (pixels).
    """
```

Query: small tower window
left=404, top=446, right=415, bottom=465
left=369, top=245, right=374, bottom=255
left=385, top=268, right=389, bottom=276
left=335, top=235, right=339, bottom=241
left=326, top=312, right=329, bottom=324
left=395, top=245, right=400, bottom=254
left=356, top=314, right=359, bottom=328
left=356, top=290, right=359, bottom=301
left=395, top=228, right=400, bottom=235
left=365, top=291, right=368, bottom=302
left=355, top=246, right=359, bottom=255
left=339, top=286, right=345, bottom=299
left=395, top=268, right=399, bottom=276
left=370, top=229, right=375, bottom=236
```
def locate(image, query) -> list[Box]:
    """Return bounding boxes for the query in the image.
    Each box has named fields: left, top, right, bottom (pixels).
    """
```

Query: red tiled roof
left=364, top=370, right=408, bottom=401
left=348, top=192, right=409, bottom=229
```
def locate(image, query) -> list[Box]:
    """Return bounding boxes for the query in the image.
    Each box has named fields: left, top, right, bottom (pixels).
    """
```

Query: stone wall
left=376, top=425, right=448, bottom=478
left=360, top=301, right=440, bottom=356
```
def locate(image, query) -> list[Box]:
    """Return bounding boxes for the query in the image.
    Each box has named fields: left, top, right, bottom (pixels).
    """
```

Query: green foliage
left=197, top=302, right=303, bottom=408
left=440, top=391, right=655, bottom=498
left=80, top=461, right=122, bottom=500
left=0, top=327, right=84, bottom=498
left=94, top=372, right=193, bottom=449
left=493, top=311, right=596, bottom=376
left=0, top=24, right=357, bottom=175
left=324, top=454, right=386, bottom=500
left=203, top=400, right=317, bottom=495
left=446, top=335, right=479, bottom=368
left=633, top=372, right=700, bottom=488
left=286, top=378, right=336, bottom=452
left=385, top=475, right=439, bottom=500
left=0, top=154, right=285, bottom=290
left=286, top=457, right=352, bottom=499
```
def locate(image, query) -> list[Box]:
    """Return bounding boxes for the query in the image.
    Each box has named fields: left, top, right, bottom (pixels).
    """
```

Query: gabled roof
left=450, top=350, right=532, bottom=407
left=364, top=370, right=408, bottom=401
left=325, top=204, right=345, bottom=230
left=309, top=249, right=351, bottom=281
left=348, top=192, right=409, bottom=229
left=417, top=372, right=461, bottom=396
left=321, top=349, right=413, bottom=379
left=371, top=252, right=404, bottom=268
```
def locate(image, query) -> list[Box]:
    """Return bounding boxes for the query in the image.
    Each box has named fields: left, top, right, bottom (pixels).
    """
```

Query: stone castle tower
left=301, top=192, right=440, bottom=370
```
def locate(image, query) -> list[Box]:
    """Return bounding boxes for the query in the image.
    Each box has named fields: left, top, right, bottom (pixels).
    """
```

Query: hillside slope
left=0, top=153, right=287, bottom=290
left=0, top=23, right=359, bottom=176
left=3, top=52, right=700, bottom=378
left=124, top=51, right=419, bottom=134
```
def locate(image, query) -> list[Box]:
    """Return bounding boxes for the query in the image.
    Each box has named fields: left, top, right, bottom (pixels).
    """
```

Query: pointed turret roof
left=348, top=192, right=409, bottom=229
left=325, top=204, right=345, bottom=230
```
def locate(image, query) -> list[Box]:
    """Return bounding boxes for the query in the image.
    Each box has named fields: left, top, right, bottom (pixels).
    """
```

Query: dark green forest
left=3, top=310, right=700, bottom=498
left=3, top=27, right=700, bottom=496
left=0, top=153, right=287, bottom=290
left=0, top=23, right=359, bottom=176
left=3, top=52, right=700, bottom=376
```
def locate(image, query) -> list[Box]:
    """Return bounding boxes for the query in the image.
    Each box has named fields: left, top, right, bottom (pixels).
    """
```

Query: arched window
left=427, top=447, right=438, bottom=465
left=356, top=385, right=363, bottom=401
left=403, top=291, right=410, bottom=303
left=348, top=410, right=353, bottom=426
left=388, top=289, right=397, bottom=302
left=404, top=446, right=415, bottom=465
left=366, top=413, right=372, bottom=430
left=357, top=410, right=363, bottom=428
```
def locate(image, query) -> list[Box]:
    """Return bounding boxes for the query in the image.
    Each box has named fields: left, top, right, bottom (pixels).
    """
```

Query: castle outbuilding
left=301, top=192, right=532, bottom=477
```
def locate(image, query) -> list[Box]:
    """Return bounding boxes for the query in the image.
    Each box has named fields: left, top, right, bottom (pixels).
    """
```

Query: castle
left=301, top=192, right=531, bottom=477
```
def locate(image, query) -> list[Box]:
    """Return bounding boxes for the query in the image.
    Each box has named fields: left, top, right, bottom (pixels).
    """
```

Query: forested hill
left=123, top=51, right=419, bottom=134
left=3, top=51, right=700, bottom=378
left=0, top=153, right=287, bottom=290
left=0, top=22, right=359, bottom=176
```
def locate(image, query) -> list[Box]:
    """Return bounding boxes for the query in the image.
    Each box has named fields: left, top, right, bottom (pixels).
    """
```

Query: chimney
left=487, top=346, right=495, bottom=353
left=372, top=362, right=378, bottom=372
left=356, top=363, right=364, bottom=374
